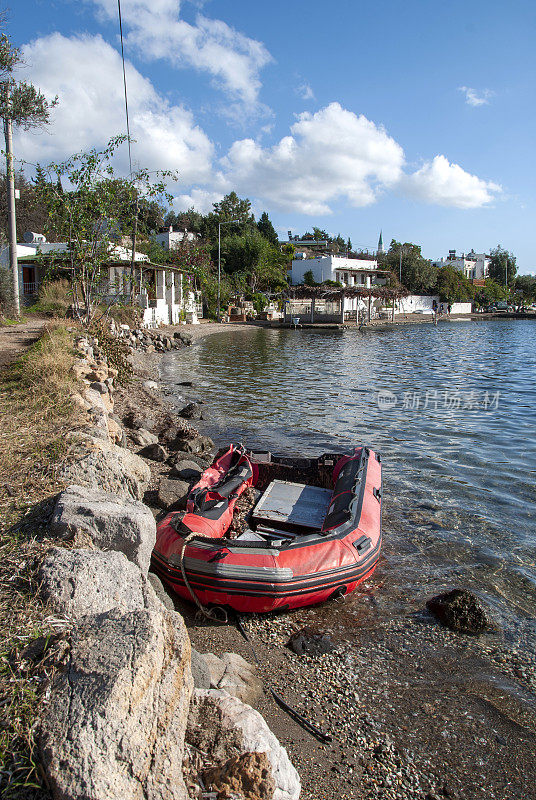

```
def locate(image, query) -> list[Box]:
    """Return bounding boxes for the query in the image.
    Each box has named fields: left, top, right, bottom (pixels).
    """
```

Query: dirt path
left=0, top=317, right=47, bottom=369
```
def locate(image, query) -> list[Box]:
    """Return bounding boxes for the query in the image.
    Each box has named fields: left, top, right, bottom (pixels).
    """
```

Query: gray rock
left=202, top=652, right=263, bottom=704
left=39, top=608, right=192, bottom=800
left=50, top=484, right=156, bottom=574
left=169, top=459, right=202, bottom=481
left=156, top=478, right=190, bottom=510
left=148, top=572, right=175, bottom=611
left=168, top=451, right=210, bottom=469
left=89, top=381, right=108, bottom=394
left=179, top=402, right=202, bottom=420
left=173, top=330, right=192, bottom=345
left=139, top=442, right=168, bottom=462
left=172, top=435, right=214, bottom=455
left=287, top=626, right=336, bottom=656
left=123, top=409, right=155, bottom=431
left=426, top=588, right=489, bottom=634
left=130, top=428, right=159, bottom=447
left=187, top=689, right=300, bottom=800
left=38, top=547, right=157, bottom=618
left=160, top=422, right=197, bottom=446
left=60, top=434, right=151, bottom=501
left=191, top=649, right=211, bottom=689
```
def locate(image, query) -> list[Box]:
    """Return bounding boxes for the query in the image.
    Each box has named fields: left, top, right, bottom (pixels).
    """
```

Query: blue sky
left=9, top=0, right=536, bottom=272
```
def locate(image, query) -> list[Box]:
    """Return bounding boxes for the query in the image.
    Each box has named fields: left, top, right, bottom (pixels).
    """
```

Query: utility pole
left=399, top=245, right=403, bottom=282
left=130, top=190, right=139, bottom=303
left=3, top=87, right=20, bottom=317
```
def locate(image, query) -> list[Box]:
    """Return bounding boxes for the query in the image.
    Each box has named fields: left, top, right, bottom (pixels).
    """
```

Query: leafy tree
left=312, top=226, right=329, bottom=241
left=515, top=274, right=536, bottom=303
left=333, top=234, right=346, bottom=253
left=303, top=269, right=318, bottom=286
left=220, top=228, right=287, bottom=293
left=0, top=169, right=48, bottom=241
left=382, top=240, right=438, bottom=294
left=213, top=191, right=255, bottom=226
left=257, top=211, right=278, bottom=246
left=473, top=279, right=508, bottom=308
left=489, top=245, right=517, bottom=286
left=201, top=191, right=255, bottom=247
left=164, top=206, right=204, bottom=234
left=35, top=136, right=175, bottom=324
left=436, top=265, right=474, bottom=303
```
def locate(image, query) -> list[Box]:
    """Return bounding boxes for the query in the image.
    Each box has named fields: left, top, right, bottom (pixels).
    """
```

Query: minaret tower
left=377, top=230, right=385, bottom=255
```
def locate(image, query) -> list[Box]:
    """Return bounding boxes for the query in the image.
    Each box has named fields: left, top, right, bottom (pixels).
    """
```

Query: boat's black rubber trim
left=151, top=542, right=381, bottom=598
left=234, top=614, right=332, bottom=744
left=154, top=535, right=381, bottom=587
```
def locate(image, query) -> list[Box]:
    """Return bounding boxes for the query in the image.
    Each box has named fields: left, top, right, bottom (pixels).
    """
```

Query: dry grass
left=0, top=323, right=82, bottom=799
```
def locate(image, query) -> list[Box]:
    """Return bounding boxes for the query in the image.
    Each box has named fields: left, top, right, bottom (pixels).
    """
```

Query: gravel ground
left=120, top=322, right=536, bottom=800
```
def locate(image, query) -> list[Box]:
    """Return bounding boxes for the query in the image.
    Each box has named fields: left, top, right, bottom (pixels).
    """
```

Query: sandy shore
left=118, top=323, right=536, bottom=800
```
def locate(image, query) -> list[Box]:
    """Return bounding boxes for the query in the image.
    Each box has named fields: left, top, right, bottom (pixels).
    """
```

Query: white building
left=290, top=255, right=387, bottom=319
left=1, top=234, right=201, bottom=327
left=292, top=254, right=380, bottom=288
left=433, top=249, right=490, bottom=280
left=153, top=228, right=197, bottom=251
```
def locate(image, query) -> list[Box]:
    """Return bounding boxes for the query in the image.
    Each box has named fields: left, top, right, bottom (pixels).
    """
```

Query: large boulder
left=202, top=652, right=263, bottom=704
left=187, top=689, right=300, bottom=800
left=171, top=435, right=214, bottom=456
left=138, top=443, right=168, bottom=462
left=179, top=402, right=202, bottom=420
left=169, top=459, right=202, bottom=481
left=203, top=751, right=275, bottom=800
left=130, top=428, right=159, bottom=447
left=426, top=588, right=489, bottom=634
left=38, top=547, right=157, bottom=618
left=49, top=485, right=156, bottom=573
left=61, top=433, right=151, bottom=501
left=39, top=608, right=192, bottom=800
left=156, top=478, right=190, bottom=511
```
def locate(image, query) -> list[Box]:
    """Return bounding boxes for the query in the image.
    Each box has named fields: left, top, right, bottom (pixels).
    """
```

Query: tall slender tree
left=0, top=33, right=56, bottom=315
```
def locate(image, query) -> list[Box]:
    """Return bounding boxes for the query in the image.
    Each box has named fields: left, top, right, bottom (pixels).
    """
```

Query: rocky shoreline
left=32, top=322, right=300, bottom=800
left=32, top=320, right=536, bottom=800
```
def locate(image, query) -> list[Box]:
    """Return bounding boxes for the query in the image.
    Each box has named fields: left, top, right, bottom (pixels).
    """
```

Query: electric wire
left=117, top=0, right=132, bottom=176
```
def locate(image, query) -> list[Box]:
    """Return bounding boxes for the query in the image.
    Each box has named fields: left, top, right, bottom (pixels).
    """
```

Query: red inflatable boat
left=152, top=443, right=382, bottom=614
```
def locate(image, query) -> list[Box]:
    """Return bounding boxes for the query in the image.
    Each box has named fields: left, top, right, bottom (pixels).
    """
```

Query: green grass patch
left=0, top=323, right=83, bottom=799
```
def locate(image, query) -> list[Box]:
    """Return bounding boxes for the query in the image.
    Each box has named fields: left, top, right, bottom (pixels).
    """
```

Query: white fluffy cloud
left=221, top=103, right=405, bottom=214
left=459, top=86, right=494, bottom=107
left=402, top=155, right=501, bottom=208
left=89, top=0, right=272, bottom=106
left=16, top=33, right=214, bottom=185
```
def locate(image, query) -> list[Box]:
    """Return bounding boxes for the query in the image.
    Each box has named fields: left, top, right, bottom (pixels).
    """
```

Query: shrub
left=34, top=278, right=72, bottom=317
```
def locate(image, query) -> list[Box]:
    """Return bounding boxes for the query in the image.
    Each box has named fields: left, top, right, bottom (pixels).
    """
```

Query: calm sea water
left=160, top=320, right=536, bottom=646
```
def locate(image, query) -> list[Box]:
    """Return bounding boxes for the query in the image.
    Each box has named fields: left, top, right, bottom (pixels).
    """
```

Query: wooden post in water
left=367, top=294, right=372, bottom=323
left=340, top=290, right=345, bottom=324
left=311, top=296, right=315, bottom=323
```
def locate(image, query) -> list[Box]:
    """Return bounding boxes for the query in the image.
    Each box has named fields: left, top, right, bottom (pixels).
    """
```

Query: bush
left=89, top=319, right=133, bottom=385
left=107, top=303, right=141, bottom=328
left=33, top=278, right=72, bottom=317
